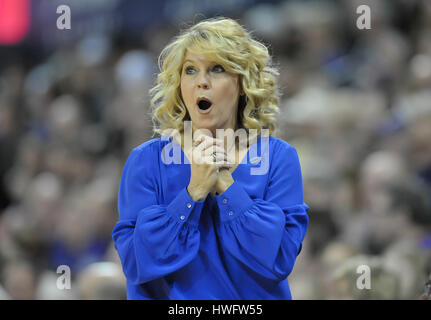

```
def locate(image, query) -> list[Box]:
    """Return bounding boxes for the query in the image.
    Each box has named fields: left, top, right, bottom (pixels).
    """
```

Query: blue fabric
left=112, top=134, right=310, bottom=300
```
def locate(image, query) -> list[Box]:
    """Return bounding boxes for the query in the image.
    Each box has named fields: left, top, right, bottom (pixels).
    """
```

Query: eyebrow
left=183, top=59, right=218, bottom=65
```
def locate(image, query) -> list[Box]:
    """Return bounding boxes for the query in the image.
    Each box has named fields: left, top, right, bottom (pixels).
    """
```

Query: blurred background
left=0, top=0, right=430, bottom=300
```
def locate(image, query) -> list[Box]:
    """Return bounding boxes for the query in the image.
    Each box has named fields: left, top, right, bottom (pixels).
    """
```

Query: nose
left=197, top=73, right=210, bottom=89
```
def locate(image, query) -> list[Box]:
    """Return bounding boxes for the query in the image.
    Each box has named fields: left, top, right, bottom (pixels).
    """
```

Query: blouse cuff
left=215, top=181, right=254, bottom=223
left=167, top=187, right=205, bottom=226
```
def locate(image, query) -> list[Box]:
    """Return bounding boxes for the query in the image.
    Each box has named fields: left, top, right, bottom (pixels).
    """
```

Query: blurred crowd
left=0, top=0, right=430, bottom=299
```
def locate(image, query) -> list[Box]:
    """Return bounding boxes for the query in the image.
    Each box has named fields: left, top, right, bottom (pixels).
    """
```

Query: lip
left=196, top=96, right=213, bottom=114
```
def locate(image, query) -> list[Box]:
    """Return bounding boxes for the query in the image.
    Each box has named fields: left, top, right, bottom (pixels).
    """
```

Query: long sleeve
left=215, top=142, right=309, bottom=281
left=112, top=143, right=205, bottom=285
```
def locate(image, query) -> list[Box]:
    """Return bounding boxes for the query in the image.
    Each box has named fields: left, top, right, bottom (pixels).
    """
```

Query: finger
left=216, top=161, right=233, bottom=170
left=218, top=166, right=232, bottom=172
left=207, top=151, right=234, bottom=167
left=201, top=147, right=229, bottom=163
left=202, top=145, right=227, bottom=157
left=210, top=146, right=234, bottom=165
left=206, top=149, right=233, bottom=166
left=201, top=154, right=222, bottom=165
left=220, top=159, right=234, bottom=168
left=194, top=136, right=212, bottom=152
left=193, top=132, right=216, bottom=145
left=192, top=135, right=204, bottom=148
left=210, top=144, right=233, bottom=159
left=213, top=137, right=225, bottom=147
left=195, top=136, right=224, bottom=151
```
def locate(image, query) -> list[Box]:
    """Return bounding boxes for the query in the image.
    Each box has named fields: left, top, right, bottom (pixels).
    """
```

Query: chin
left=193, top=120, right=218, bottom=131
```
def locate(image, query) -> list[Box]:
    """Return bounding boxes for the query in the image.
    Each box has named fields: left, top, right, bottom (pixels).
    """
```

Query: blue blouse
left=112, top=134, right=309, bottom=300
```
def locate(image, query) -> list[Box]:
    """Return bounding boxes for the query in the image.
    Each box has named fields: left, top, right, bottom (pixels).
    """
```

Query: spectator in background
left=76, top=262, right=126, bottom=300
left=1, top=260, right=36, bottom=300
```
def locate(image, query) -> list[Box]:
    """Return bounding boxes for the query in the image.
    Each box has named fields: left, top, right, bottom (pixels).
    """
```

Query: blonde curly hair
left=149, top=17, right=280, bottom=138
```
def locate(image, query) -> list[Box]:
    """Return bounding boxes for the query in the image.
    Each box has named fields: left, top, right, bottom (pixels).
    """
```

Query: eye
left=184, top=66, right=196, bottom=75
left=212, top=64, right=225, bottom=73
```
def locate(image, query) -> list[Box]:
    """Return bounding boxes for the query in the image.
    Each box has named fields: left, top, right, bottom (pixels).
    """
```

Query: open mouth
left=196, top=97, right=213, bottom=112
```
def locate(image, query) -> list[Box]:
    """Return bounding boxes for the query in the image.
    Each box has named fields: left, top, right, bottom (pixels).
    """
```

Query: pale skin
left=179, top=51, right=246, bottom=200
left=185, top=134, right=235, bottom=200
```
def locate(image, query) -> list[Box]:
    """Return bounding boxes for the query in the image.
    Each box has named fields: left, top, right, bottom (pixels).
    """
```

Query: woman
left=112, top=17, right=310, bottom=299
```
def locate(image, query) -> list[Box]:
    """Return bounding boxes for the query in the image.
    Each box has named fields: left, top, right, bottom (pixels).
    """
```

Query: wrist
left=215, top=171, right=234, bottom=195
left=187, top=185, right=208, bottom=201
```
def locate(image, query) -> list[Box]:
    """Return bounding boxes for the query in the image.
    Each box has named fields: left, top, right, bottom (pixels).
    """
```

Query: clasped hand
left=186, top=133, right=234, bottom=201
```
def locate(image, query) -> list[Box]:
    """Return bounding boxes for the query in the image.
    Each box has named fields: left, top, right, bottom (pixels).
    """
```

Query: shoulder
left=121, top=137, right=170, bottom=182
left=129, top=136, right=173, bottom=158
left=268, top=136, right=297, bottom=155
left=267, top=136, right=302, bottom=173
left=124, top=137, right=170, bottom=170
left=133, top=137, right=164, bottom=153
